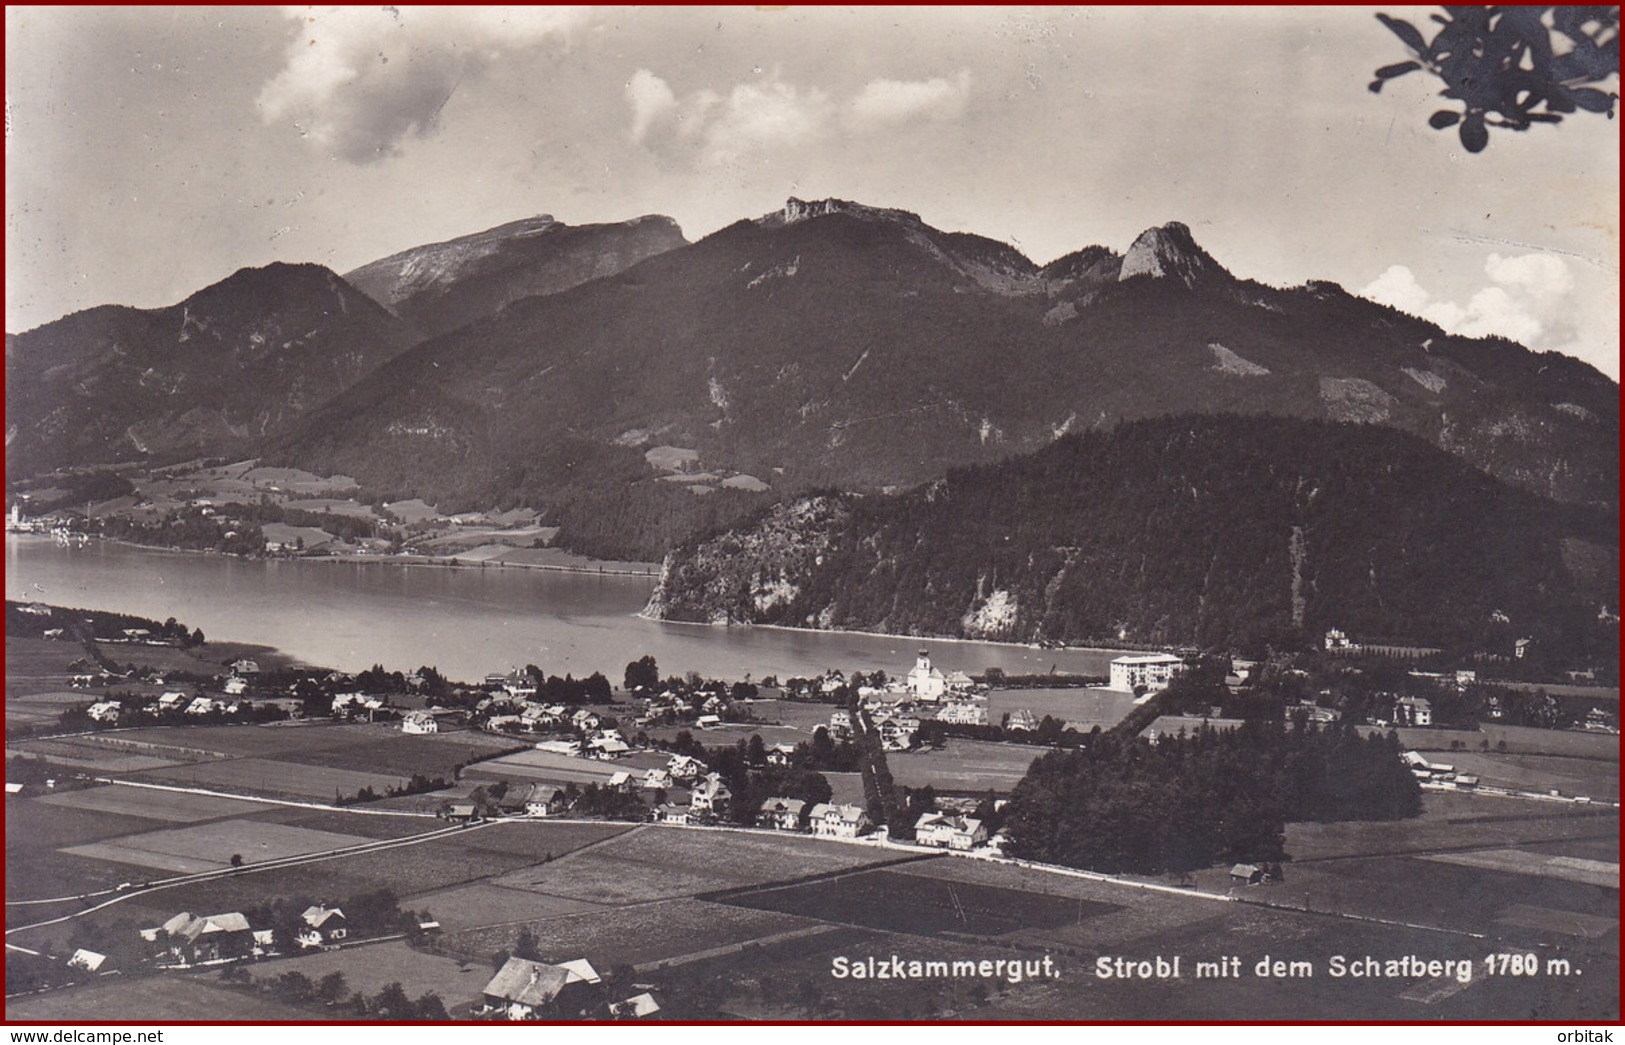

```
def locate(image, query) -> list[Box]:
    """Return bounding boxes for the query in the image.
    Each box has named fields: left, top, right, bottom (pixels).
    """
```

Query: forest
left=1001, top=719, right=1422, bottom=875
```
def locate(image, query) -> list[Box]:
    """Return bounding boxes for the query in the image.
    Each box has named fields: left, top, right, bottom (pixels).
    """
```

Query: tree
left=374, top=982, right=412, bottom=1018
left=415, top=992, right=450, bottom=1020
left=317, top=971, right=349, bottom=1005
left=229, top=853, right=244, bottom=868
left=624, top=655, right=660, bottom=693
left=1371, top=7, right=1619, bottom=152
left=513, top=928, right=541, bottom=960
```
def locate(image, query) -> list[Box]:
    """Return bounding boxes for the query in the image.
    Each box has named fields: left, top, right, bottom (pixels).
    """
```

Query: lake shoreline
left=635, top=610, right=1142, bottom=666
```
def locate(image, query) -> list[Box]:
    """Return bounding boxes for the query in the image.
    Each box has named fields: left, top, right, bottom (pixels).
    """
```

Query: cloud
left=700, top=81, right=834, bottom=168
left=257, top=6, right=592, bottom=163
left=845, top=72, right=971, bottom=130
left=1360, top=252, right=1578, bottom=350
left=628, top=68, right=970, bottom=169
left=626, top=70, right=677, bottom=143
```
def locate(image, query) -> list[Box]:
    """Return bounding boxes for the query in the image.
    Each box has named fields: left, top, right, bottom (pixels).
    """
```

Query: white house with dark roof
left=757, top=797, right=805, bottom=831
left=914, top=813, right=987, bottom=851
left=296, top=906, right=347, bottom=948
left=809, top=802, right=871, bottom=839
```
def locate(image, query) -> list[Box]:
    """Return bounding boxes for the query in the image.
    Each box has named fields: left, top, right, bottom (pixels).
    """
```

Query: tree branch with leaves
left=1371, top=5, right=1619, bottom=151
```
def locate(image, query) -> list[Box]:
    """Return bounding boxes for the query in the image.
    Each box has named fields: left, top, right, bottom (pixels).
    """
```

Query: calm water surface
left=6, top=535, right=1116, bottom=683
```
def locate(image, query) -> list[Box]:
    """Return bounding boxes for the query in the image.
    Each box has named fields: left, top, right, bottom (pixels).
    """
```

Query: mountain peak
left=758, top=197, right=924, bottom=228
left=1118, top=222, right=1226, bottom=288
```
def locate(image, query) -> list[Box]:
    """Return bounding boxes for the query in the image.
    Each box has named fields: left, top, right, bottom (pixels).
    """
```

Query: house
left=296, top=906, right=348, bottom=948
left=1005, top=709, right=1039, bottom=733
left=570, top=709, right=602, bottom=731
left=1230, top=863, right=1265, bottom=885
left=157, top=691, right=189, bottom=711
left=401, top=711, right=439, bottom=734
left=642, top=767, right=673, bottom=790
left=936, top=701, right=988, bottom=726
left=828, top=709, right=853, bottom=737
left=667, top=754, right=706, bottom=781
left=184, top=697, right=218, bottom=716
left=588, top=737, right=630, bottom=759
left=222, top=676, right=248, bottom=696
left=86, top=701, right=123, bottom=723
left=606, top=770, right=633, bottom=790
left=1514, top=637, right=1533, bottom=659
left=524, top=784, right=563, bottom=817
left=690, top=775, right=731, bottom=815
left=695, top=714, right=723, bottom=730
left=1108, top=654, right=1185, bottom=694
left=615, top=991, right=662, bottom=1019
left=445, top=802, right=479, bottom=821
left=765, top=743, right=798, bottom=766
left=914, top=813, right=986, bottom=851
left=152, top=911, right=254, bottom=964
left=501, top=673, right=538, bottom=700
left=1397, top=696, right=1433, bottom=727
left=1324, top=629, right=1359, bottom=653
left=757, top=797, right=805, bottom=831
left=809, top=803, right=871, bottom=839
left=230, top=658, right=260, bottom=675
left=944, top=669, right=976, bottom=693
left=905, top=650, right=947, bottom=701
left=655, top=803, right=690, bottom=825
left=533, top=738, right=580, bottom=755
left=67, top=949, right=107, bottom=972
left=482, top=957, right=572, bottom=1020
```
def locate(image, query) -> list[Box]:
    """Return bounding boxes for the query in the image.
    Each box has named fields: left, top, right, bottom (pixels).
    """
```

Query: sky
left=5, top=6, right=1619, bottom=377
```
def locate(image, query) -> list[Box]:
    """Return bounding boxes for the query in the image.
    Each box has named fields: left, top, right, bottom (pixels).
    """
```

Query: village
left=5, top=601, right=1619, bottom=1021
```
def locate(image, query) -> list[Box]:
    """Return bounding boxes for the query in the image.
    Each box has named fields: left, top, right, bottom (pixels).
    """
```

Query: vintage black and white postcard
left=5, top=6, right=1618, bottom=1027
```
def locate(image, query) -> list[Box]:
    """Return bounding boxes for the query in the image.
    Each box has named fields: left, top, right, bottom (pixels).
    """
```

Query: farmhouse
left=809, top=803, right=871, bottom=839
left=643, top=767, right=674, bottom=790
left=157, top=692, right=189, bottom=711
left=86, top=701, right=123, bottom=723
left=482, top=957, right=582, bottom=1020
left=1108, top=654, right=1185, bottom=694
left=67, top=949, right=107, bottom=972
left=146, top=911, right=255, bottom=964
left=571, top=709, right=602, bottom=731
left=185, top=697, right=219, bottom=716
left=757, top=797, right=805, bottom=831
left=914, top=814, right=987, bottom=851
left=524, top=783, right=563, bottom=817
left=588, top=736, right=631, bottom=759
left=221, top=676, right=248, bottom=696
left=401, top=711, right=439, bottom=734
left=616, top=991, right=662, bottom=1019
left=695, top=714, right=723, bottom=729
left=607, top=770, right=634, bottom=790
left=296, top=906, right=348, bottom=948
left=655, top=803, right=690, bottom=825
left=765, top=743, right=798, bottom=766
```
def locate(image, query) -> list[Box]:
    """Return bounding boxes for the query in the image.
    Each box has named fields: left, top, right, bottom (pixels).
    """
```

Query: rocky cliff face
left=1118, top=222, right=1228, bottom=287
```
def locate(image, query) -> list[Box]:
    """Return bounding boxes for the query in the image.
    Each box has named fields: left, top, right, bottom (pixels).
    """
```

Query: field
left=487, top=825, right=908, bottom=906
left=987, top=687, right=1138, bottom=729
left=247, top=940, right=495, bottom=1011
left=721, top=865, right=1119, bottom=936
left=1427, top=750, right=1619, bottom=799
left=460, top=747, right=662, bottom=786
left=403, top=881, right=606, bottom=931
left=1382, top=723, right=1621, bottom=759
left=887, top=739, right=1041, bottom=791
left=63, top=819, right=373, bottom=875
left=33, top=784, right=276, bottom=822
left=5, top=973, right=337, bottom=1021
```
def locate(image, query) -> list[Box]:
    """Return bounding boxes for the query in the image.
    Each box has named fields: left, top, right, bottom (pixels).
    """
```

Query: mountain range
left=6, top=198, right=1618, bottom=570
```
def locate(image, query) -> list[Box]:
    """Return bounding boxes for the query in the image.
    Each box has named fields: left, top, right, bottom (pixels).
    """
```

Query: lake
left=6, top=535, right=1118, bottom=684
